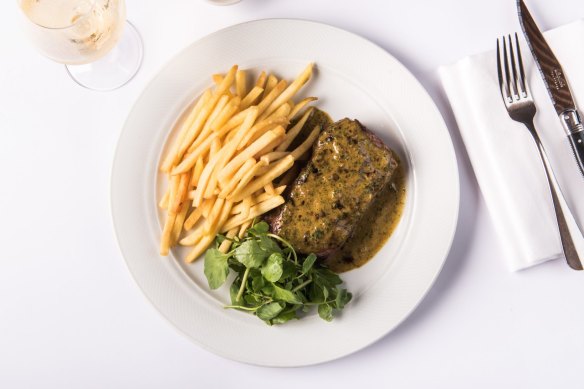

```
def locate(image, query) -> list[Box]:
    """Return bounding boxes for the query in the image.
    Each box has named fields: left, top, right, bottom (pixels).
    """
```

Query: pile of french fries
left=159, top=64, right=321, bottom=263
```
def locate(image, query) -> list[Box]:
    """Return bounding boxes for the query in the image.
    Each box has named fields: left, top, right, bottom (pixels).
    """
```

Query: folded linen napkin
left=439, top=20, right=584, bottom=271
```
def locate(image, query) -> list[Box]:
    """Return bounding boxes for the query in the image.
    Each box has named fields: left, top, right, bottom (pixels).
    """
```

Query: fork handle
left=526, top=121, right=583, bottom=270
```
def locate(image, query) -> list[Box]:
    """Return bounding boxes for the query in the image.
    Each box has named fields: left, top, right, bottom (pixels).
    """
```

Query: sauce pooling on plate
left=323, top=162, right=406, bottom=273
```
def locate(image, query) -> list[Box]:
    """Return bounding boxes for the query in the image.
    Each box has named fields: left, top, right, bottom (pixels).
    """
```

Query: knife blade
left=517, top=0, right=584, bottom=176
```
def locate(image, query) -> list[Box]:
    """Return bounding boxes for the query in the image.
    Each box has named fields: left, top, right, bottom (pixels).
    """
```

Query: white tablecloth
left=1, top=1, right=584, bottom=388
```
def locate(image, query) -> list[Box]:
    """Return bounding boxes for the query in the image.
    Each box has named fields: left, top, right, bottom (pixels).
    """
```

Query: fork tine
left=502, top=37, right=512, bottom=100
left=515, top=32, right=527, bottom=95
left=496, top=38, right=510, bottom=101
left=507, top=34, right=519, bottom=97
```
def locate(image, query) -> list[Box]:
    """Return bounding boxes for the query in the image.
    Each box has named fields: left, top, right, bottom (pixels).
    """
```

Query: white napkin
left=439, top=20, right=584, bottom=271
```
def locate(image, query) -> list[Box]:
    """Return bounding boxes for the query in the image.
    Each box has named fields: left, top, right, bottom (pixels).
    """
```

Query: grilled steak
left=266, top=118, right=398, bottom=257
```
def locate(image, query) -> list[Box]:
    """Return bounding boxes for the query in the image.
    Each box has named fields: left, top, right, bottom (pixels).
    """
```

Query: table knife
left=518, top=0, right=584, bottom=176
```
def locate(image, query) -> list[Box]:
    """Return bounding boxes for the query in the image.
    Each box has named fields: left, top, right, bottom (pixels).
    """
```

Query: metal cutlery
left=496, top=34, right=583, bottom=270
left=518, top=0, right=584, bottom=176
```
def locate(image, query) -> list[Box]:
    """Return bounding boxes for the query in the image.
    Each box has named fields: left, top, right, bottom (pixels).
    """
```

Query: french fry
left=180, top=221, right=205, bottom=246
left=265, top=103, right=291, bottom=121
left=238, top=116, right=288, bottom=150
left=238, top=220, right=252, bottom=238
left=230, top=155, right=294, bottom=202
left=253, top=132, right=285, bottom=158
left=185, top=234, right=215, bottom=263
left=185, top=94, right=229, bottom=155
left=215, top=199, right=233, bottom=233
left=260, top=63, right=314, bottom=120
left=290, top=125, right=320, bottom=160
left=184, top=196, right=214, bottom=230
left=158, top=190, right=169, bottom=209
left=215, top=107, right=252, bottom=136
left=255, top=71, right=267, bottom=89
left=191, top=152, right=222, bottom=207
left=160, top=89, right=211, bottom=172
left=230, top=160, right=267, bottom=199
left=212, top=74, right=224, bottom=84
left=260, top=151, right=288, bottom=164
left=277, top=164, right=299, bottom=186
left=236, top=70, right=247, bottom=98
left=205, top=108, right=259, bottom=197
left=257, top=80, right=287, bottom=117
left=171, top=172, right=190, bottom=214
left=230, top=186, right=286, bottom=215
left=276, top=107, right=313, bottom=151
left=177, top=65, right=237, bottom=160
left=288, top=97, right=317, bottom=120
left=219, top=228, right=238, bottom=253
left=219, top=126, right=285, bottom=185
left=160, top=174, right=181, bottom=255
left=190, top=156, right=204, bottom=188
left=210, top=137, right=221, bottom=159
left=264, top=74, right=278, bottom=96
left=222, top=195, right=286, bottom=232
left=204, top=196, right=224, bottom=233
left=210, top=96, right=241, bottom=133
left=241, top=196, right=252, bottom=219
left=172, top=132, right=218, bottom=175
left=240, top=86, right=264, bottom=110
left=218, top=158, right=255, bottom=199
left=172, top=202, right=189, bottom=245
left=264, top=183, right=276, bottom=196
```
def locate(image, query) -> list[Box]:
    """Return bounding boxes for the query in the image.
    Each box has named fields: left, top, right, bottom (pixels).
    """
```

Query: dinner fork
left=496, top=33, right=582, bottom=270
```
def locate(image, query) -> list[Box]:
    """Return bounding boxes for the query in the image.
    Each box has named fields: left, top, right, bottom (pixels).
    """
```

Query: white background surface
left=1, top=0, right=583, bottom=387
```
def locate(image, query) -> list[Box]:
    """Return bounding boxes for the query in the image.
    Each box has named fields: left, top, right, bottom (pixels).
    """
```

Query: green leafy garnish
left=204, top=220, right=352, bottom=325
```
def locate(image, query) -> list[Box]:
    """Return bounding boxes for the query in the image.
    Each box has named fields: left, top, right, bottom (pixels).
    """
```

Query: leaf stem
left=236, top=267, right=251, bottom=303
left=292, top=279, right=312, bottom=292
left=224, top=304, right=259, bottom=311
left=266, top=233, right=298, bottom=264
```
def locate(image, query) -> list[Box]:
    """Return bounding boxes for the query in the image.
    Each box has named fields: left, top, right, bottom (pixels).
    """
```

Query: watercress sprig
left=203, top=220, right=352, bottom=325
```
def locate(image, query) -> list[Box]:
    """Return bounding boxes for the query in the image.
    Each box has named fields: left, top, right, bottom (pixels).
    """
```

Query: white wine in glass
left=18, top=0, right=143, bottom=91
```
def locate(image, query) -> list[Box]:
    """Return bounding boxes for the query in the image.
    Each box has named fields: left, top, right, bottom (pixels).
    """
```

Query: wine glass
left=18, top=0, right=143, bottom=91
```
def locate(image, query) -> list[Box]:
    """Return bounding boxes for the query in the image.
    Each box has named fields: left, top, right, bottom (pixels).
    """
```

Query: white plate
left=111, top=19, right=459, bottom=367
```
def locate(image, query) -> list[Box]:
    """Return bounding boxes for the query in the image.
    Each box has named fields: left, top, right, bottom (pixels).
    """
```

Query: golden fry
left=219, top=127, right=285, bottom=185
left=264, top=74, right=278, bottom=96
left=190, top=156, right=204, bottom=188
left=230, top=155, right=294, bottom=202
left=222, top=195, right=285, bottom=232
left=219, top=228, right=238, bottom=254
left=240, top=86, right=264, bottom=110
left=218, top=158, right=256, bottom=199
left=238, top=116, right=288, bottom=150
left=288, top=97, right=317, bottom=120
left=255, top=71, right=267, bottom=89
left=158, top=190, right=169, bottom=209
left=160, top=89, right=211, bottom=172
left=257, top=80, right=287, bottom=117
left=204, top=196, right=224, bottom=233
left=172, top=202, right=189, bottom=245
left=171, top=132, right=218, bottom=175
left=260, top=151, right=288, bottom=164
left=177, top=65, right=237, bottom=160
left=238, top=220, right=252, bottom=239
left=185, top=234, right=214, bottom=262
left=184, top=196, right=213, bottom=230
left=290, top=125, right=321, bottom=160
left=236, top=69, right=247, bottom=98
left=276, top=107, right=313, bottom=151
left=260, top=63, right=313, bottom=120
